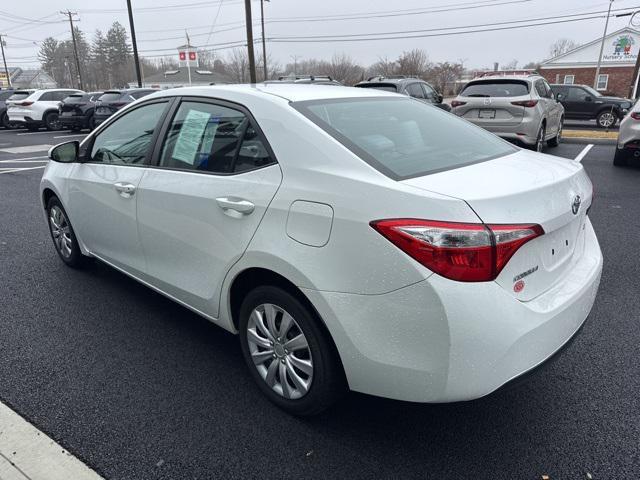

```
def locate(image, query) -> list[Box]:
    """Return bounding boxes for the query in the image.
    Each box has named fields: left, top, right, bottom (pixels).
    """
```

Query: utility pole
left=244, top=0, right=257, bottom=83
left=60, top=11, right=84, bottom=90
left=260, top=0, right=269, bottom=81
left=126, top=0, right=142, bottom=88
left=185, top=31, right=192, bottom=87
left=594, top=0, right=614, bottom=90
left=0, top=34, right=11, bottom=89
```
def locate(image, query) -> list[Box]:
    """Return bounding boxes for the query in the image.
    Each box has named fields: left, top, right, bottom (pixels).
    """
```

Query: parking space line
left=0, top=401, right=104, bottom=480
left=53, top=134, right=87, bottom=139
left=0, top=159, right=48, bottom=163
left=0, top=155, right=47, bottom=162
left=574, top=144, right=594, bottom=163
left=0, top=166, right=46, bottom=175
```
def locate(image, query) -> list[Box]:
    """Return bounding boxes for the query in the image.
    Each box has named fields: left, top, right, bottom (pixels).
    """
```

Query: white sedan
left=41, top=84, right=602, bottom=415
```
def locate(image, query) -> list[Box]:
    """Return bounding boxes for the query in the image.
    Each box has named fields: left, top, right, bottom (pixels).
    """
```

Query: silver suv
left=451, top=74, right=564, bottom=151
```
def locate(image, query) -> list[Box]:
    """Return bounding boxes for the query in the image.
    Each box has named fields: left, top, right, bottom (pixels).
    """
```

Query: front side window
left=421, top=83, right=437, bottom=101
left=159, top=101, right=274, bottom=174
left=293, top=97, right=516, bottom=180
left=597, top=74, right=609, bottom=91
left=406, top=83, right=425, bottom=98
left=89, top=101, right=167, bottom=165
left=563, top=75, right=575, bottom=85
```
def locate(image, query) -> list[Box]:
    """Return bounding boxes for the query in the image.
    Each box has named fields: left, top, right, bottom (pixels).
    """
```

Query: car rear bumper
left=59, top=114, right=89, bottom=128
left=303, top=218, right=602, bottom=403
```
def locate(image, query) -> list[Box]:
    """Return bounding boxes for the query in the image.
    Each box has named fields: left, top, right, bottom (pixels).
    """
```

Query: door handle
left=216, top=197, right=255, bottom=216
left=113, top=182, right=136, bottom=198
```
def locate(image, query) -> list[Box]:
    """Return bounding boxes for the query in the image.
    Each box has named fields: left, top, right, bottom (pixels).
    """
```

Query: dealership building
left=539, top=27, right=640, bottom=98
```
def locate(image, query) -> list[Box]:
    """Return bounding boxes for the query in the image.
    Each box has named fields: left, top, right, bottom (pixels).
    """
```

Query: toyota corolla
left=41, top=84, right=602, bottom=415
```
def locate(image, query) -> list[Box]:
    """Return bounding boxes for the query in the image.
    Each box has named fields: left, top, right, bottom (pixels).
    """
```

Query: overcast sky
left=2, top=0, right=639, bottom=71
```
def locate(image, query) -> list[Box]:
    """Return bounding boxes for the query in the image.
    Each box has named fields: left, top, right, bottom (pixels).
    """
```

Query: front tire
left=596, top=110, right=617, bottom=128
left=46, top=197, right=89, bottom=268
left=239, top=286, right=345, bottom=416
left=530, top=124, right=546, bottom=152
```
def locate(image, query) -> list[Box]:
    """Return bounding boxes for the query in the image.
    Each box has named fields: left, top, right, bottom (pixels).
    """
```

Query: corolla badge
left=572, top=195, right=582, bottom=215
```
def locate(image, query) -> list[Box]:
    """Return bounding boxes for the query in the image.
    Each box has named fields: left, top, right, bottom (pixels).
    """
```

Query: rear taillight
left=451, top=100, right=467, bottom=108
left=630, top=112, right=640, bottom=120
left=511, top=100, right=538, bottom=108
left=370, top=219, right=544, bottom=282
left=19, top=101, right=33, bottom=106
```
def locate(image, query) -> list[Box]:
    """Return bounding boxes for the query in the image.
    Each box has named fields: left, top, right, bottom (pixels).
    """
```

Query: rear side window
left=356, top=84, right=398, bottom=93
left=159, top=101, right=275, bottom=174
left=293, top=97, right=516, bottom=180
left=406, top=83, right=425, bottom=99
left=64, top=94, right=87, bottom=103
left=461, top=81, right=529, bottom=97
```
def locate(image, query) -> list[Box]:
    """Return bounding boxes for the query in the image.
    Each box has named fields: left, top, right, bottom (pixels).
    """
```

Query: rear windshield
left=130, top=90, right=154, bottom=99
left=8, top=92, right=31, bottom=101
left=64, top=94, right=87, bottom=103
left=99, top=92, right=123, bottom=102
left=356, top=84, right=398, bottom=93
left=292, top=97, right=515, bottom=180
left=461, top=80, right=529, bottom=97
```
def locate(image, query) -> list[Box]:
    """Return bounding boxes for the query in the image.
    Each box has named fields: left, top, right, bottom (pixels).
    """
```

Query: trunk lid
left=456, top=95, right=526, bottom=126
left=402, top=149, right=593, bottom=300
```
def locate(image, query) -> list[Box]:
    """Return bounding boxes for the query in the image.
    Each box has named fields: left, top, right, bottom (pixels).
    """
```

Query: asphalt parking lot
left=1, top=129, right=639, bottom=480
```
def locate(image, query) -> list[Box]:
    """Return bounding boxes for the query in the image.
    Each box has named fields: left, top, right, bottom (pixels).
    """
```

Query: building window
left=597, top=74, right=609, bottom=91
left=563, top=75, right=575, bottom=84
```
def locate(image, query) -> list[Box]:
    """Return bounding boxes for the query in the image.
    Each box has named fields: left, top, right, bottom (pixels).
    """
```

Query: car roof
left=147, top=83, right=398, bottom=103
left=467, top=75, right=538, bottom=83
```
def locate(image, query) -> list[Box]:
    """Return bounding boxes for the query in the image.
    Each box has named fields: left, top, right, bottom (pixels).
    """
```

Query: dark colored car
left=550, top=84, right=633, bottom=128
left=59, top=92, right=103, bottom=131
left=0, top=89, right=17, bottom=128
left=94, top=89, right=158, bottom=126
left=264, top=75, right=343, bottom=86
left=354, top=76, right=451, bottom=111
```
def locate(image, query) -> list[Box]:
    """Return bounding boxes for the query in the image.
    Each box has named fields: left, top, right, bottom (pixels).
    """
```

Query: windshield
left=461, top=80, right=529, bottom=97
left=582, top=85, right=602, bottom=97
left=292, top=97, right=516, bottom=180
left=99, top=93, right=124, bottom=103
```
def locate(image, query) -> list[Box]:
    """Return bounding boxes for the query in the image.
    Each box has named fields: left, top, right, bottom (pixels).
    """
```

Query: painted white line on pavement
left=0, top=155, right=47, bottom=162
left=0, top=401, right=104, bottom=480
left=574, top=144, right=594, bottom=163
left=0, top=145, right=52, bottom=154
left=0, top=166, right=46, bottom=175
left=53, top=134, right=87, bottom=139
left=16, top=131, right=69, bottom=136
left=0, top=159, right=48, bottom=163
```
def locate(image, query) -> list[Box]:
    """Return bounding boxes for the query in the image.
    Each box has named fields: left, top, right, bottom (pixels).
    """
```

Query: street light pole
left=126, top=0, right=143, bottom=88
left=244, top=0, right=257, bottom=83
left=0, top=34, right=11, bottom=89
left=594, top=0, right=614, bottom=90
left=260, top=0, right=269, bottom=81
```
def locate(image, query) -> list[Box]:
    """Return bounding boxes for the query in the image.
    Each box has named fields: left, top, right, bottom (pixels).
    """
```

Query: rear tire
left=596, top=110, right=617, bottom=129
left=1, top=112, right=9, bottom=129
left=547, top=117, right=563, bottom=147
left=44, top=111, right=61, bottom=131
left=239, top=285, right=346, bottom=416
left=87, top=114, right=95, bottom=131
left=530, top=124, right=546, bottom=152
left=46, top=197, right=90, bottom=268
left=613, top=148, right=629, bottom=167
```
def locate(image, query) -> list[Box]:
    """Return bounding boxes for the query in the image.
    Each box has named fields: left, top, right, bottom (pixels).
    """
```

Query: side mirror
left=584, top=96, right=593, bottom=102
left=437, top=94, right=444, bottom=103
left=48, top=141, right=79, bottom=163
left=556, top=93, right=564, bottom=101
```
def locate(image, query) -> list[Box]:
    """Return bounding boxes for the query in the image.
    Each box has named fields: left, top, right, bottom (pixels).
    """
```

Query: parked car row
left=0, top=88, right=158, bottom=131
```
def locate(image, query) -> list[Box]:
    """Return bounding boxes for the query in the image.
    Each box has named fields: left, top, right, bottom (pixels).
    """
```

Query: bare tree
left=325, top=53, right=364, bottom=85
left=396, top=49, right=431, bottom=77
left=548, top=38, right=580, bottom=58
left=501, top=59, right=518, bottom=70
left=521, top=61, right=540, bottom=70
left=427, top=62, right=465, bottom=95
left=367, top=56, right=397, bottom=78
left=225, top=48, right=280, bottom=83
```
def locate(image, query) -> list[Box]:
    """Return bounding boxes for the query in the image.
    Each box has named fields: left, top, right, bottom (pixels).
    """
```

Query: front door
left=136, top=99, right=282, bottom=318
left=67, top=100, right=171, bottom=275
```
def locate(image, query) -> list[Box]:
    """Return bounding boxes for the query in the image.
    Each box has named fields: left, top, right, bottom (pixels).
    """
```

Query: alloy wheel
left=47, top=113, right=61, bottom=130
left=246, top=303, right=314, bottom=400
left=49, top=206, right=73, bottom=258
left=598, top=112, right=616, bottom=128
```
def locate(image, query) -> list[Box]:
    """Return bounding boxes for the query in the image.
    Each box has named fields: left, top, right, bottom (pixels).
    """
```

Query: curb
left=562, top=129, right=617, bottom=145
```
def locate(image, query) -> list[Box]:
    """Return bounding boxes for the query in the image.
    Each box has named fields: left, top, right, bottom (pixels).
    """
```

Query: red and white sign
left=179, top=51, right=186, bottom=61
left=189, top=51, right=197, bottom=61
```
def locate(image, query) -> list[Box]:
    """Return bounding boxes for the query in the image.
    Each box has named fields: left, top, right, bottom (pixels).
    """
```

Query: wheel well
left=43, top=109, right=58, bottom=118
left=597, top=106, right=621, bottom=117
left=42, top=188, right=56, bottom=209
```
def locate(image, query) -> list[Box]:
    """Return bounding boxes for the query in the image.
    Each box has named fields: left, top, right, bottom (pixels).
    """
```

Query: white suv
left=7, top=88, right=82, bottom=131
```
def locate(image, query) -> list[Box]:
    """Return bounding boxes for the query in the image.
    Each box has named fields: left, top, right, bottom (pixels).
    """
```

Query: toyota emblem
left=572, top=195, right=581, bottom=215
left=483, top=97, right=492, bottom=106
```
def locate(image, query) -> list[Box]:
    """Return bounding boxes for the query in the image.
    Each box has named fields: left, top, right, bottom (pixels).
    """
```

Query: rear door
left=67, top=99, right=172, bottom=275
left=457, top=80, right=528, bottom=126
left=135, top=97, right=282, bottom=318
